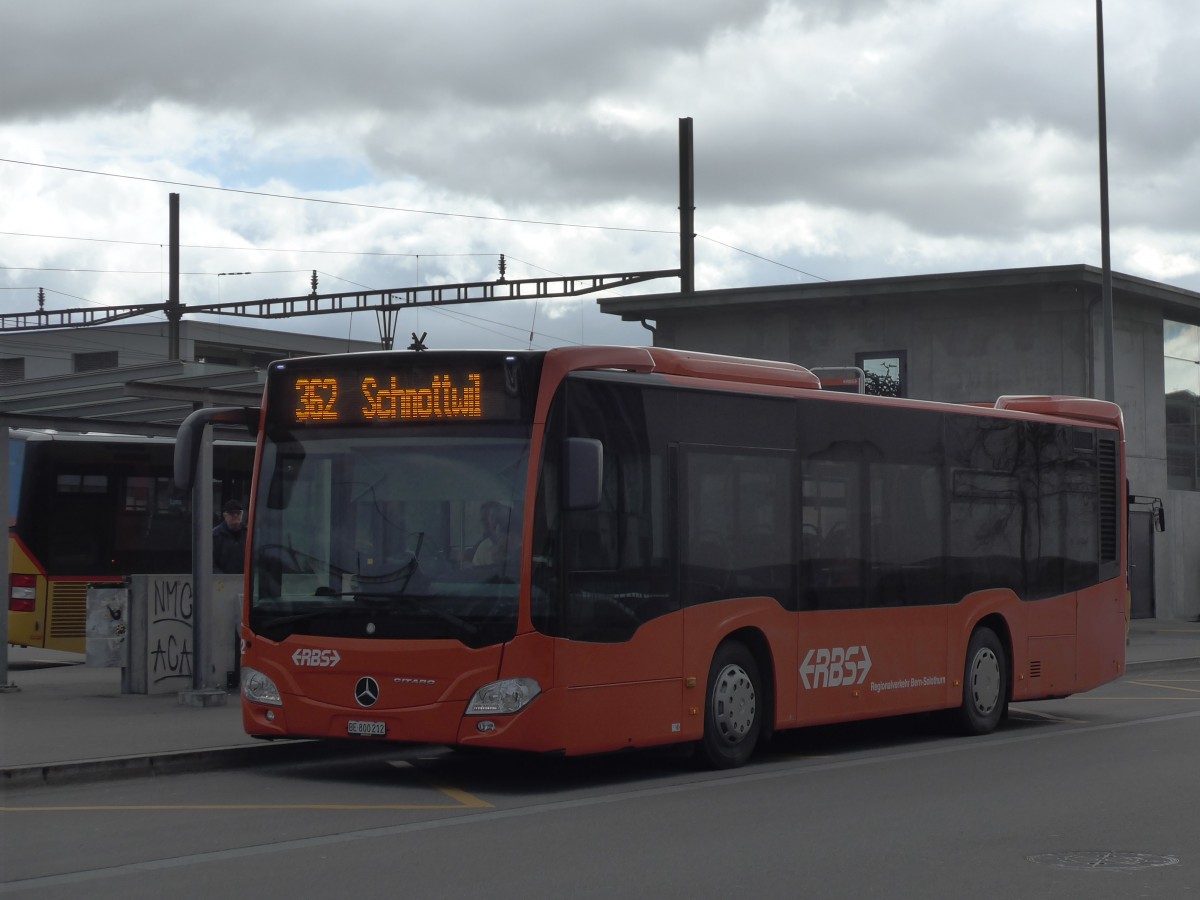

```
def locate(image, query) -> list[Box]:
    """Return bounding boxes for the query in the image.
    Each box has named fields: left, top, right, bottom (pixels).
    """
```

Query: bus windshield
left=250, top=427, right=530, bottom=649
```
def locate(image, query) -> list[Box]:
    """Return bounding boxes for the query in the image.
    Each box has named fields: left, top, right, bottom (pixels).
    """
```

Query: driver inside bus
left=471, top=502, right=510, bottom=566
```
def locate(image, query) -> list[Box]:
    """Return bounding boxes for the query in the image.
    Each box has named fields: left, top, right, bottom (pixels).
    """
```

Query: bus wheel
left=954, top=627, right=1007, bottom=735
left=697, top=641, right=762, bottom=769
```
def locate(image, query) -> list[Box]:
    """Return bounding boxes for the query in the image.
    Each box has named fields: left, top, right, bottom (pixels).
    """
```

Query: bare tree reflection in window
left=860, top=356, right=902, bottom=397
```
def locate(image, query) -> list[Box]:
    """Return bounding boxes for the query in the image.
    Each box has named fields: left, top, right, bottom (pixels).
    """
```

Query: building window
left=56, top=473, right=109, bottom=494
left=0, top=357, right=25, bottom=383
left=1165, top=320, right=1200, bottom=491
left=194, top=341, right=288, bottom=370
left=73, top=351, right=119, bottom=373
left=856, top=351, right=906, bottom=398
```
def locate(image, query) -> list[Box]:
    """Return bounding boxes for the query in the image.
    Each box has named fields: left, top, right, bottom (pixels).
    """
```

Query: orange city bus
left=189, top=346, right=1127, bottom=768
left=7, top=430, right=253, bottom=653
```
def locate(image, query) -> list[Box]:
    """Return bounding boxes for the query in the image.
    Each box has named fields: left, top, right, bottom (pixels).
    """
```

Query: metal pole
left=168, top=193, right=182, bottom=361
left=679, top=117, right=695, bottom=295
left=182, top=420, right=220, bottom=702
left=0, top=417, right=16, bottom=691
left=1096, top=0, right=1116, bottom=402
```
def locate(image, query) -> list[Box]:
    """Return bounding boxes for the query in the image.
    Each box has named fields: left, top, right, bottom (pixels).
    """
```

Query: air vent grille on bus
left=48, top=583, right=89, bottom=639
left=1098, top=437, right=1118, bottom=563
left=1029, top=660, right=1042, bottom=679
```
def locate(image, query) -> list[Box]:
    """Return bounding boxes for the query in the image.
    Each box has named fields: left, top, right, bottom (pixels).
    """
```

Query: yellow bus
left=8, top=429, right=252, bottom=653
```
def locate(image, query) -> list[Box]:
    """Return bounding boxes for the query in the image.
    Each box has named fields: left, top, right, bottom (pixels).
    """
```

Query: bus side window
left=868, top=462, right=944, bottom=607
left=800, top=458, right=865, bottom=610
left=681, top=447, right=793, bottom=608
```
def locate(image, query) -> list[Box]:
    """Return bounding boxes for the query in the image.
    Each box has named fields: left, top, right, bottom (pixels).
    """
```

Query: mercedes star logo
left=354, top=676, right=380, bottom=708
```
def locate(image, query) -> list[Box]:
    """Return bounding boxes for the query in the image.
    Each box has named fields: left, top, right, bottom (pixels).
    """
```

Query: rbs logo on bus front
left=292, top=648, right=341, bottom=668
left=800, top=646, right=872, bottom=689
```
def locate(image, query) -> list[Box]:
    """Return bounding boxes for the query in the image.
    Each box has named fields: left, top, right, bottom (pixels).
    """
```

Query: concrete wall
left=1108, top=305, right=1173, bottom=617
left=658, top=286, right=1096, bottom=404
left=1162, top=490, right=1200, bottom=621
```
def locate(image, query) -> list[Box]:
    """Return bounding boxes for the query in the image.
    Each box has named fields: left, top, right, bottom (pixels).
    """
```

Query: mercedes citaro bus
left=175, top=346, right=1127, bottom=768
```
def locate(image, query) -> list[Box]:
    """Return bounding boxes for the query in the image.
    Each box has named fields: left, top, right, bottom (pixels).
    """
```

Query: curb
left=1, top=740, right=399, bottom=790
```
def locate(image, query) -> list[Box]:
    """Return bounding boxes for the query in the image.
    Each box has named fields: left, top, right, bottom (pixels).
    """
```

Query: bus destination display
left=295, top=372, right=481, bottom=423
left=277, top=360, right=531, bottom=426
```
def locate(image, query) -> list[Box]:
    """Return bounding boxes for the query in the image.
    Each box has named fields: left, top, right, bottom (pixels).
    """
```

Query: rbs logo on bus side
left=800, top=646, right=872, bottom=689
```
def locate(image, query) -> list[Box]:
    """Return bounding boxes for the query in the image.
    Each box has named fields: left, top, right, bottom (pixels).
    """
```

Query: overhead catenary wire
left=0, top=266, right=307, bottom=276
left=0, top=230, right=502, bottom=259
left=3, top=230, right=822, bottom=282
left=0, top=158, right=677, bottom=236
left=1, top=162, right=828, bottom=281
left=1, top=157, right=830, bottom=348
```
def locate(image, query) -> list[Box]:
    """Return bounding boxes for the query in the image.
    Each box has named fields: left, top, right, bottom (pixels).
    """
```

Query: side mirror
left=564, top=438, right=603, bottom=510
left=174, top=406, right=260, bottom=491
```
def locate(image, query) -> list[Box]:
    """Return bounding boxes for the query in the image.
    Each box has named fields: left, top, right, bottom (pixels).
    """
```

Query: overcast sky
left=2, top=0, right=1197, bottom=355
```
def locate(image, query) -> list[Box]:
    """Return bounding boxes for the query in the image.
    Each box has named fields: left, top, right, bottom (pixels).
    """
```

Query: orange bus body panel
left=1075, top=581, right=1128, bottom=690
left=788, top=605, right=953, bottom=727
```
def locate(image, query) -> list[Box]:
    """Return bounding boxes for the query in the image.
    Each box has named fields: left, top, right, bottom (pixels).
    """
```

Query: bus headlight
left=465, top=678, right=541, bottom=715
left=242, top=667, right=282, bottom=707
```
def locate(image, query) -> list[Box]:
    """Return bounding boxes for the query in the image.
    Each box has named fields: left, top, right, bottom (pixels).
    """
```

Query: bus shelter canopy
left=0, top=360, right=265, bottom=436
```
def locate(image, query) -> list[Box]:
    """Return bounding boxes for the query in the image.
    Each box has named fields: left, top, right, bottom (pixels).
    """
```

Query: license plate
left=347, top=720, right=387, bottom=736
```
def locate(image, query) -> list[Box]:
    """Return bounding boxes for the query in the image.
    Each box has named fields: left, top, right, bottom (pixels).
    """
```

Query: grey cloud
left=2, top=0, right=1197, bottom=303
left=2, top=0, right=774, bottom=120
left=362, top=112, right=679, bottom=210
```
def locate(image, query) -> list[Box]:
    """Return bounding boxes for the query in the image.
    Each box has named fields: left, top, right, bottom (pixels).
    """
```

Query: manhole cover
left=1027, top=852, right=1180, bottom=872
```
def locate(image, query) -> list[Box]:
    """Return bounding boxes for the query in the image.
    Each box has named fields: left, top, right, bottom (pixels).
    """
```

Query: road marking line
left=1127, top=680, right=1200, bottom=695
left=428, top=784, right=494, bottom=809
left=387, top=758, right=493, bottom=808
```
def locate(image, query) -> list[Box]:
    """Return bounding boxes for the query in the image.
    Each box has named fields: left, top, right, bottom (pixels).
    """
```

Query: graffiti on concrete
left=149, top=576, right=194, bottom=686
left=85, top=587, right=128, bottom=668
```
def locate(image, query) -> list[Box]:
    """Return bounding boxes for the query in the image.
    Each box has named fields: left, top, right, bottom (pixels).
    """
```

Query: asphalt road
left=3, top=662, right=1199, bottom=899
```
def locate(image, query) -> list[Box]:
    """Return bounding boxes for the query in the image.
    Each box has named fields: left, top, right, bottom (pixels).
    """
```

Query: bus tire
left=953, top=626, right=1007, bottom=735
left=697, top=640, right=762, bottom=769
